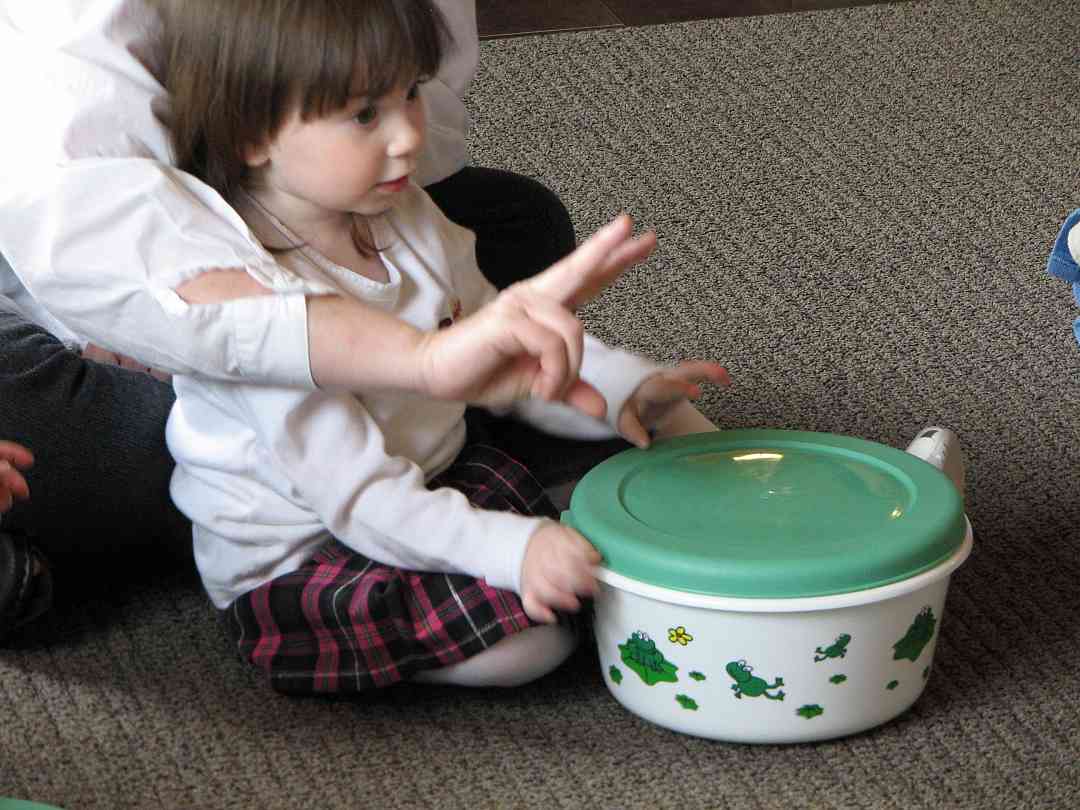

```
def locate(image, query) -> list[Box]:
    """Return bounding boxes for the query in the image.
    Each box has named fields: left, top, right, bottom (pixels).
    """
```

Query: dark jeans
left=0, top=165, right=597, bottom=633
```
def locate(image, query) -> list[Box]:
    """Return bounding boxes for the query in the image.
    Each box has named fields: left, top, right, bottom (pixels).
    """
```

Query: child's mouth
left=376, top=176, right=409, bottom=193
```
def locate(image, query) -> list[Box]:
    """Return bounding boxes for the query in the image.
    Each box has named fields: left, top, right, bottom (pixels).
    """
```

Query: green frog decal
left=814, top=633, right=851, bottom=662
left=619, top=631, right=678, bottom=686
left=893, top=607, right=937, bottom=662
left=726, top=660, right=785, bottom=701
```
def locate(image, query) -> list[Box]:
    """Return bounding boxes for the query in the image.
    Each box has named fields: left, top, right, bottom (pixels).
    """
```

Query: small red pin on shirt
left=438, top=297, right=463, bottom=329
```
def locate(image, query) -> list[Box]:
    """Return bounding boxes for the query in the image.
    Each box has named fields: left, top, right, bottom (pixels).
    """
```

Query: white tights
left=411, top=623, right=577, bottom=688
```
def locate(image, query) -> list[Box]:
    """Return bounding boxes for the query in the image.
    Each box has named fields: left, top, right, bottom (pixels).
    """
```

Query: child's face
left=247, top=80, right=425, bottom=223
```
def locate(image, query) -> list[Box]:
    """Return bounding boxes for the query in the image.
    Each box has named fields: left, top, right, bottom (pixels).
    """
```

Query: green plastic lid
left=563, top=429, right=967, bottom=599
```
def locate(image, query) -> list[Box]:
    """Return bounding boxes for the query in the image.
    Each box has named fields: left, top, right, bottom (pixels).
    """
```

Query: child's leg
left=410, top=623, right=576, bottom=688
left=425, top=166, right=577, bottom=289
left=221, top=443, right=575, bottom=695
left=221, top=541, right=576, bottom=695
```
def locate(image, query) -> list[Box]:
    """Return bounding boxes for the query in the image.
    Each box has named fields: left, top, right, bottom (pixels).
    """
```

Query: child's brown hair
left=156, top=0, right=449, bottom=202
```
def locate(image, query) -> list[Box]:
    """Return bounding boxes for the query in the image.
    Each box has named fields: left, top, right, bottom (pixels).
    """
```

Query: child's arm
left=0, top=441, right=33, bottom=516
left=198, top=384, right=542, bottom=598
left=190, top=382, right=602, bottom=620
left=212, top=379, right=603, bottom=620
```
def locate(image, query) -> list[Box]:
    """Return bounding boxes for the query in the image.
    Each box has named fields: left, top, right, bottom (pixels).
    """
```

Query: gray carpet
left=3, top=1, right=1079, bottom=807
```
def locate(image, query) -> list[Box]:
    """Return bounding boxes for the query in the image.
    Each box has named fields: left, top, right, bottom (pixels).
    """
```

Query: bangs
left=159, top=0, right=449, bottom=201
left=289, top=0, right=448, bottom=120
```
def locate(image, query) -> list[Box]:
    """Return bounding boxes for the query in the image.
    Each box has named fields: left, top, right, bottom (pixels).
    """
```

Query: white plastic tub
left=564, top=429, right=971, bottom=743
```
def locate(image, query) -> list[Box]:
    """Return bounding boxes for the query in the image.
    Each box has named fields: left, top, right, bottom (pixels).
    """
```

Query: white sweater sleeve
left=233, top=385, right=540, bottom=595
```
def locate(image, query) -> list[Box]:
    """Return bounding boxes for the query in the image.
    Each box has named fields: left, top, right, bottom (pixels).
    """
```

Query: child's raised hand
left=422, top=215, right=657, bottom=418
left=520, top=521, right=603, bottom=624
left=0, top=440, right=34, bottom=514
left=618, top=361, right=731, bottom=449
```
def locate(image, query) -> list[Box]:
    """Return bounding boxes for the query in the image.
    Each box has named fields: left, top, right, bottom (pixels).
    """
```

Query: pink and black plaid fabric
left=220, top=441, right=560, bottom=695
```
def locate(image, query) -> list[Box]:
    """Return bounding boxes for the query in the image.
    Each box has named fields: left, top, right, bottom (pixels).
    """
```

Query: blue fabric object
left=1046, top=209, right=1080, bottom=347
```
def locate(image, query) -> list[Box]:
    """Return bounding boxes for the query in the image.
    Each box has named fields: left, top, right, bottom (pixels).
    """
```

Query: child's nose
left=387, top=113, right=423, bottom=158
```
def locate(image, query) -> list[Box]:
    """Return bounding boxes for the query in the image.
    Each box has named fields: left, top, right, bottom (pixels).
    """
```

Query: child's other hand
left=618, top=361, right=730, bottom=449
left=520, top=521, right=602, bottom=624
left=0, top=440, right=34, bottom=514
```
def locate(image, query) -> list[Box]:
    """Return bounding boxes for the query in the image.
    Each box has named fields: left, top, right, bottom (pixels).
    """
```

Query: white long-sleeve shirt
left=0, top=0, right=478, bottom=383
left=168, top=184, right=659, bottom=608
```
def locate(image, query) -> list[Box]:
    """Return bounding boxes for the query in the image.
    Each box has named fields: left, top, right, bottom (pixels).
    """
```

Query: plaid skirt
left=220, top=441, right=562, bottom=695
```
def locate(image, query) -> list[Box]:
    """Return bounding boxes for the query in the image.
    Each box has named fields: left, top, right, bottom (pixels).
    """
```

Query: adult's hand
left=418, top=214, right=656, bottom=418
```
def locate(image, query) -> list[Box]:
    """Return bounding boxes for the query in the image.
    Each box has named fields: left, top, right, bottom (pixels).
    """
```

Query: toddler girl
left=156, top=0, right=728, bottom=693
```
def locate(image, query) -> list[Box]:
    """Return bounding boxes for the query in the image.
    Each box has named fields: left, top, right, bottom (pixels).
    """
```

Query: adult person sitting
left=0, top=0, right=672, bottom=637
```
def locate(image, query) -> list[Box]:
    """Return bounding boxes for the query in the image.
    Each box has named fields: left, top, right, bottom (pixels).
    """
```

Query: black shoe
left=0, top=530, right=53, bottom=641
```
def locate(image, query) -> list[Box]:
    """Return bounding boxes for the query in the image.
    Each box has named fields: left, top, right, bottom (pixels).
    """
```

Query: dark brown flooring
left=477, top=0, right=892, bottom=38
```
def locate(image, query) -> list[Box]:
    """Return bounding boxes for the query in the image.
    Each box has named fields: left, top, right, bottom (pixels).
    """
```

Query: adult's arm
left=0, top=1, right=656, bottom=409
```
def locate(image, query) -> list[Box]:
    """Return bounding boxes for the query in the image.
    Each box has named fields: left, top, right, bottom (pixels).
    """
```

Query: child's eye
left=354, top=105, right=377, bottom=125
left=406, top=82, right=421, bottom=101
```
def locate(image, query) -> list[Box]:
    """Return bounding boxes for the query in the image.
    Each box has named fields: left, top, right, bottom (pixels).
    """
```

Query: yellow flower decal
left=668, top=626, right=693, bottom=646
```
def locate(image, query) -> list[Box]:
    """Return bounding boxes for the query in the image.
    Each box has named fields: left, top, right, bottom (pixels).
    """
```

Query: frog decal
left=619, top=631, right=678, bottom=686
left=893, top=607, right=937, bottom=662
left=814, top=633, right=851, bottom=662
left=726, top=660, right=785, bottom=701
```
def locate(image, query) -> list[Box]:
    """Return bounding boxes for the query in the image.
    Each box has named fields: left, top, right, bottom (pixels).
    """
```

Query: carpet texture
left=3, top=1, right=1079, bottom=807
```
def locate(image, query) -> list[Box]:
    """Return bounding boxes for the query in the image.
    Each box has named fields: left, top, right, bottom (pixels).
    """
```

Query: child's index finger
left=525, top=214, right=634, bottom=304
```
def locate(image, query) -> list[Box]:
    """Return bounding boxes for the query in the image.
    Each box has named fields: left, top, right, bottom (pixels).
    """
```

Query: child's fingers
left=638, top=375, right=701, bottom=406
left=560, top=380, right=607, bottom=421
left=595, top=229, right=658, bottom=284
left=543, top=588, right=582, bottom=615
left=671, top=360, right=731, bottom=387
left=0, top=441, right=34, bottom=469
left=565, top=230, right=657, bottom=309
left=619, top=409, right=652, bottom=449
left=557, top=556, right=598, bottom=600
left=522, top=593, right=558, bottom=625
left=527, top=215, right=655, bottom=309
left=520, top=295, right=585, bottom=400
left=525, top=214, right=631, bottom=304
left=567, top=530, right=603, bottom=567
left=0, top=460, right=30, bottom=501
left=531, top=572, right=585, bottom=616
left=501, top=316, right=571, bottom=402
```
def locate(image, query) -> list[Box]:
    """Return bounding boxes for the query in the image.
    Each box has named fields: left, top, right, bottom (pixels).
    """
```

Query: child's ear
left=241, top=140, right=271, bottom=169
